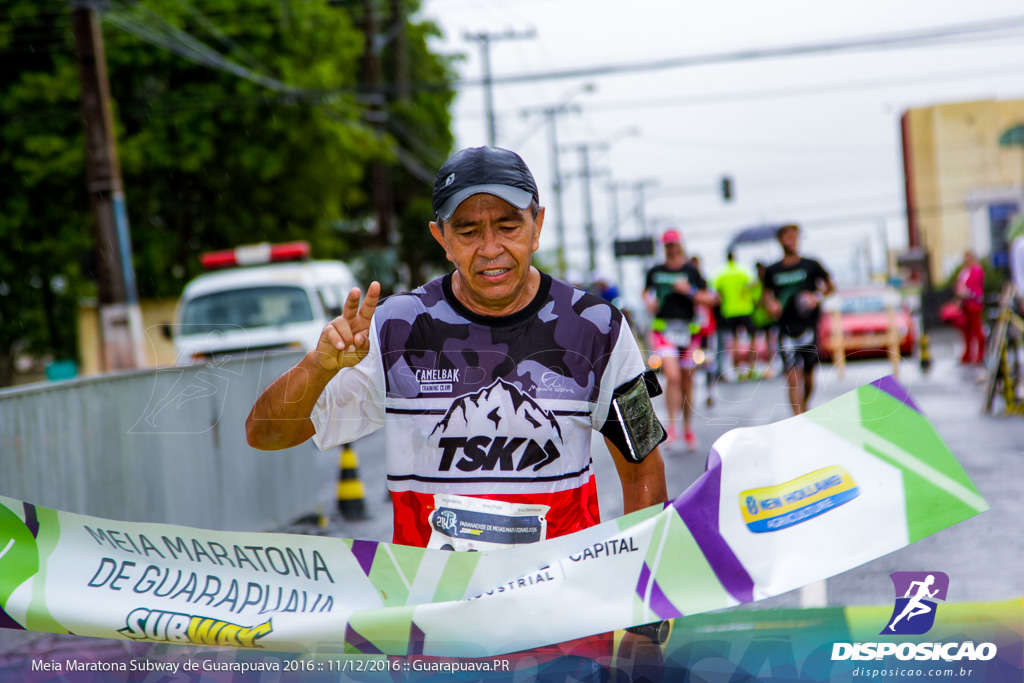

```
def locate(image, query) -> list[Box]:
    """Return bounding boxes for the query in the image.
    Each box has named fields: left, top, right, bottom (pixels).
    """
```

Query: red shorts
left=649, top=330, right=696, bottom=369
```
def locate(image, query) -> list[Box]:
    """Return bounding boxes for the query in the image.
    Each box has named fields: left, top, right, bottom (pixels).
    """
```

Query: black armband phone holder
left=599, top=370, right=666, bottom=464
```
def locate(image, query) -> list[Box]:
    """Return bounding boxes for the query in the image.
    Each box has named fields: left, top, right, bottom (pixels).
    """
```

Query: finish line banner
left=0, top=377, right=987, bottom=657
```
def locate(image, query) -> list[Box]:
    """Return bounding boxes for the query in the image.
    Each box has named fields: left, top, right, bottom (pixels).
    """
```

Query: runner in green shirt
left=713, top=252, right=757, bottom=379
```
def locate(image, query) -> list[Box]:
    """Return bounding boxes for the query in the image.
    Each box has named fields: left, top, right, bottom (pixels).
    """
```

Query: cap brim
left=437, top=184, right=534, bottom=222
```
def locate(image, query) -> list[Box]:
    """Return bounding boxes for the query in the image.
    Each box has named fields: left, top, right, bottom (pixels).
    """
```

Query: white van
left=170, top=242, right=359, bottom=364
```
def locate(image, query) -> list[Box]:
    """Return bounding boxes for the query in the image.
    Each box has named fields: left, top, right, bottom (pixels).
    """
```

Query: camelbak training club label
left=740, top=465, right=859, bottom=533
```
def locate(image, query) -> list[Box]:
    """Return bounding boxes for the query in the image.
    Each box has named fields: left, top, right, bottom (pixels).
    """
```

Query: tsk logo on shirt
left=430, top=379, right=563, bottom=473
left=416, top=368, right=461, bottom=394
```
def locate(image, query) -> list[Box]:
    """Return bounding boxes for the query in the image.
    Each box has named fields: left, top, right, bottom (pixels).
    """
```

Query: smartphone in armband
left=609, top=372, right=666, bottom=464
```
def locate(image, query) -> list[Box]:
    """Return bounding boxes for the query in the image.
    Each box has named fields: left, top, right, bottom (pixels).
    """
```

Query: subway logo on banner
left=740, top=465, right=859, bottom=533
left=118, top=608, right=272, bottom=648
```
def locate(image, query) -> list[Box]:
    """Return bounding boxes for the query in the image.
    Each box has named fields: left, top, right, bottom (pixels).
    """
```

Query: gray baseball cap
left=432, top=146, right=540, bottom=222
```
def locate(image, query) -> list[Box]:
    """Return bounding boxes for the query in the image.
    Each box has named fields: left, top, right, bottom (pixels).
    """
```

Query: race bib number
left=661, top=319, right=692, bottom=348
left=427, top=494, right=550, bottom=552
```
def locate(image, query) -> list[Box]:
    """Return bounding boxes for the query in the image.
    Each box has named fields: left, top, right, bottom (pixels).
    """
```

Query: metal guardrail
left=0, top=351, right=320, bottom=532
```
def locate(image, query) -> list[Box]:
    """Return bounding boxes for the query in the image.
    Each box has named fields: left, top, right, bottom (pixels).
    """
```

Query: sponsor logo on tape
left=118, top=608, right=272, bottom=648
left=739, top=465, right=859, bottom=533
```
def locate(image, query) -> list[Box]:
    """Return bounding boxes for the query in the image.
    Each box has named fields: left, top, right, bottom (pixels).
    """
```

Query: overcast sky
left=416, top=0, right=1024, bottom=292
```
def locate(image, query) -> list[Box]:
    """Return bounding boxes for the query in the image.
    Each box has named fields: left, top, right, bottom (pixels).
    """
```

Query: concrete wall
left=0, top=351, right=321, bottom=532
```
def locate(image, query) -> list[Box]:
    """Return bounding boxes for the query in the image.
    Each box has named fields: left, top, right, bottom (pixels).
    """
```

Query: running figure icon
left=886, top=574, right=939, bottom=632
left=881, top=571, right=949, bottom=635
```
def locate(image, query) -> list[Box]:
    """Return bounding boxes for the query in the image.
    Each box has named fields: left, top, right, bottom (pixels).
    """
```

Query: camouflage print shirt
left=311, top=272, right=658, bottom=549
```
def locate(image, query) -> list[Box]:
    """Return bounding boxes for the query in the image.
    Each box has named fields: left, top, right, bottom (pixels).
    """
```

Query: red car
left=818, top=287, right=917, bottom=361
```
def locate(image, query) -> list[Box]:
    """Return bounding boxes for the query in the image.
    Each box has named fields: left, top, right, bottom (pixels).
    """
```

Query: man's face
left=429, top=193, right=544, bottom=315
left=778, top=228, right=799, bottom=254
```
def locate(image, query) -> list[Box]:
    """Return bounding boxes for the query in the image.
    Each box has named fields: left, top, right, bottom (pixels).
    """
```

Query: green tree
left=382, top=8, right=458, bottom=286
left=108, top=0, right=378, bottom=297
left=0, top=3, right=92, bottom=384
left=0, top=0, right=456, bottom=385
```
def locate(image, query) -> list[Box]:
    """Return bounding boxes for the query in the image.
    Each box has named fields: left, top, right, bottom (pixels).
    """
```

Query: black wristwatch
left=624, top=620, right=671, bottom=644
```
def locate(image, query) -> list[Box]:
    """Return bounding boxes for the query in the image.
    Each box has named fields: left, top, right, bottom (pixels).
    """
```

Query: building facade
left=901, top=97, right=1024, bottom=281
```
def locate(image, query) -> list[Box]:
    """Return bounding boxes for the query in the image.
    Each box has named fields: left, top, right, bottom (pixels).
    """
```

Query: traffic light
left=721, top=176, right=733, bottom=202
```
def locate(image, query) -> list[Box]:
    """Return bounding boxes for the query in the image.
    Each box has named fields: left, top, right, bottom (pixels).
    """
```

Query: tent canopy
left=998, top=124, right=1024, bottom=147
left=726, top=224, right=786, bottom=253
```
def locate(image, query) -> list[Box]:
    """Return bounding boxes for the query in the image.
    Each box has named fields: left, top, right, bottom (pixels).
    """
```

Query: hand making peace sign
left=315, top=281, right=381, bottom=371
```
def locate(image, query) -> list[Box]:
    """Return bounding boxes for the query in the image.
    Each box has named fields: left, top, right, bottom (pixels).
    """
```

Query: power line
left=170, top=0, right=270, bottom=73
left=94, top=1, right=378, bottom=106
left=463, top=28, right=535, bottom=144
left=636, top=136, right=892, bottom=157
left=439, top=16, right=1024, bottom=90
left=655, top=199, right=972, bottom=241
left=0, top=3, right=377, bottom=62
left=14, top=11, right=1024, bottom=95
left=0, top=1, right=368, bottom=27
left=391, top=145, right=437, bottom=185
left=385, top=117, right=448, bottom=166
left=103, top=1, right=306, bottom=96
left=7, top=10, right=1024, bottom=101
left=561, top=62, right=1024, bottom=115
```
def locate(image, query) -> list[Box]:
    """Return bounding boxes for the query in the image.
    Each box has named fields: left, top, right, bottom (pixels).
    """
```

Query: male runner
left=713, top=251, right=756, bottom=379
left=644, top=230, right=717, bottom=452
left=761, top=224, right=834, bottom=415
left=246, top=146, right=669, bottom=668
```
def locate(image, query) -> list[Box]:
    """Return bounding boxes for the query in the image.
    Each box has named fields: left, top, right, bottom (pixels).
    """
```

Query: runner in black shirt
left=644, top=230, right=717, bottom=452
left=761, top=224, right=834, bottom=415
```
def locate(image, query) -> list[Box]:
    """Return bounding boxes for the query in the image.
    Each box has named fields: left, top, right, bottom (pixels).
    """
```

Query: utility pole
left=633, top=179, right=658, bottom=236
left=280, top=0, right=291, bottom=32
left=864, top=238, right=873, bottom=281
left=363, top=0, right=393, bottom=257
left=545, top=107, right=570, bottom=278
left=465, top=28, right=534, bottom=145
left=606, top=181, right=631, bottom=292
left=878, top=217, right=891, bottom=282
left=561, top=128, right=635, bottom=278
left=566, top=143, right=609, bottom=276
left=71, top=2, right=144, bottom=371
left=520, top=85, right=593, bottom=279
left=389, top=0, right=409, bottom=103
